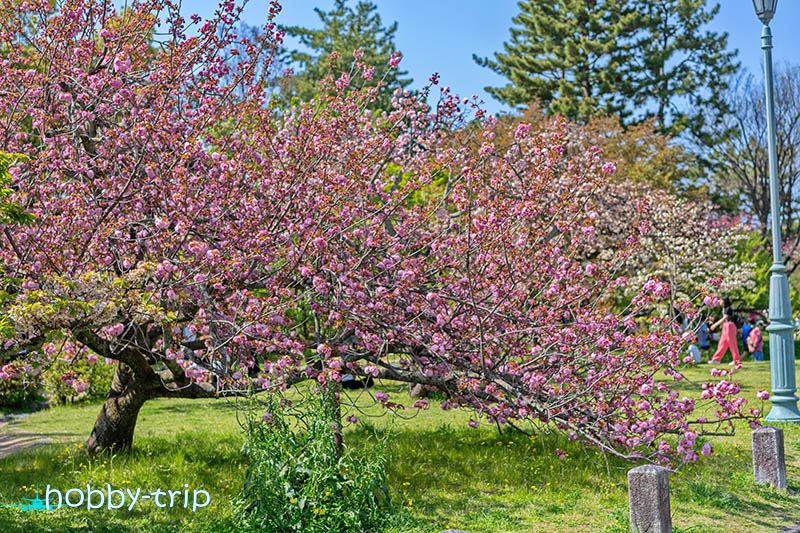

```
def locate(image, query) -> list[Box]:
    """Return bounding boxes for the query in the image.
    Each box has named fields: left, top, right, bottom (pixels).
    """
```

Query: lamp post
left=752, top=0, right=800, bottom=422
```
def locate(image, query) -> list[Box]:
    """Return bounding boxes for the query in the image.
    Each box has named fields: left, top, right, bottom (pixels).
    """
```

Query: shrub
left=0, top=375, right=41, bottom=410
left=233, top=390, right=393, bottom=533
left=41, top=352, right=115, bottom=405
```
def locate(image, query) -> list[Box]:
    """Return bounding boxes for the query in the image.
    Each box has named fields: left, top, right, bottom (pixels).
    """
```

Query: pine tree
left=621, top=0, right=738, bottom=138
left=477, top=0, right=738, bottom=137
left=474, top=0, right=638, bottom=122
left=281, top=0, right=412, bottom=110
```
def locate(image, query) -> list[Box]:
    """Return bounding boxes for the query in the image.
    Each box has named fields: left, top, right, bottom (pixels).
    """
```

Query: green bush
left=233, top=389, right=393, bottom=533
left=0, top=375, right=41, bottom=409
left=41, top=353, right=115, bottom=405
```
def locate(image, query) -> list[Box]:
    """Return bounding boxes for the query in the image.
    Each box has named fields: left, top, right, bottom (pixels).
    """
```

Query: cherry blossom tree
left=623, top=188, right=755, bottom=311
left=488, top=108, right=757, bottom=316
left=0, top=0, right=759, bottom=464
left=566, top=179, right=756, bottom=312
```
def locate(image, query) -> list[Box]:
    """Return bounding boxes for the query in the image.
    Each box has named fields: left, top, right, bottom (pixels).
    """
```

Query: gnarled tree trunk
left=86, top=362, right=152, bottom=455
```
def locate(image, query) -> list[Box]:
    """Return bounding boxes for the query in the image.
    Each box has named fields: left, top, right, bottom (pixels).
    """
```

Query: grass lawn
left=1, top=361, right=800, bottom=532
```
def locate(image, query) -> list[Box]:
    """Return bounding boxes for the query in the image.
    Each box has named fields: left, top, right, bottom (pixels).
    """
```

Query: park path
left=0, top=417, right=51, bottom=459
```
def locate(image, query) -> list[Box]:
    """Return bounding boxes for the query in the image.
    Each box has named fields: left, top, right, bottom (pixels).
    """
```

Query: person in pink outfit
left=747, top=321, right=764, bottom=361
left=709, top=297, right=741, bottom=366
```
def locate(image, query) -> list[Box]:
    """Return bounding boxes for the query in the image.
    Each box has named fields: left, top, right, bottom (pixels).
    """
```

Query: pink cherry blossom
left=0, top=0, right=758, bottom=463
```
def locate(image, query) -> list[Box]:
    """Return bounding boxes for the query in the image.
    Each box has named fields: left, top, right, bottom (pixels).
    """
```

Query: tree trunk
left=86, top=362, right=150, bottom=455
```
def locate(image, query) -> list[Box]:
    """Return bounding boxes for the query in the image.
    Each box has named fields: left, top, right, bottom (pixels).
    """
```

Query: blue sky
left=190, top=1, right=800, bottom=116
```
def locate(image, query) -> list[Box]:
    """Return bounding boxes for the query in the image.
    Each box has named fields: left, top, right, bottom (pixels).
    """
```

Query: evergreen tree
left=474, top=0, right=638, bottom=122
left=621, top=0, right=738, bottom=138
left=477, top=0, right=737, bottom=136
left=281, top=0, right=412, bottom=110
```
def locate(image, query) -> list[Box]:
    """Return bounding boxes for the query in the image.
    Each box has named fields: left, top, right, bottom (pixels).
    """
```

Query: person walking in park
left=708, top=297, right=742, bottom=366
left=673, top=310, right=702, bottom=363
left=748, top=320, right=764, bottom=362
left=742, top=318, right=754, bottom=357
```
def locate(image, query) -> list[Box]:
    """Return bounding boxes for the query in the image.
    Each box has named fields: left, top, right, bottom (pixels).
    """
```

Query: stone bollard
left=628, top=465, right=672, bottom=533
left=752, top=426, right=787, bottom=490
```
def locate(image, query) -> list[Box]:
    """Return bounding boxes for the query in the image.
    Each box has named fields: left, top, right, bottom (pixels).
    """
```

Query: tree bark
left=86, top=362, right=151, bottom=455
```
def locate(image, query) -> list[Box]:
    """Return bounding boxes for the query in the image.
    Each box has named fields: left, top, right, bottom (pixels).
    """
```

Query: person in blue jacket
left=742, top=318, right=753, bottom=358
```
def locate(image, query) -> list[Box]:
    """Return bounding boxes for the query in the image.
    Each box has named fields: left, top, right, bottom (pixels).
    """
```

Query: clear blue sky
left=190, top=1, right=800, bottom=116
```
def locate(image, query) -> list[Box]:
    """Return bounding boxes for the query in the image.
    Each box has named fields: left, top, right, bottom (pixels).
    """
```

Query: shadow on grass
left=143, top=401, right=241, bottom=415
left=680, top=479, right=741, bottom=510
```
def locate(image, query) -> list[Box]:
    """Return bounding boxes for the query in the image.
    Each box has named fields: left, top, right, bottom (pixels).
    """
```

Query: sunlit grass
left=0, top=361, right=799, bottom=531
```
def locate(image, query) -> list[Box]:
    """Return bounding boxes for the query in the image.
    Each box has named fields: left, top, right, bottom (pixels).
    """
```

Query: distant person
left=687, top=343, right=702, bottom=364
left=673, top=312, right=701, bottom=364
left=748, top=320, right=764, bottom=362
left=795, top=313, right=800, bottom=341
left=742, top=318, right=753, bottom=355
left=697, top=318, right=712, bottom=359
left=709, top=297, right=742, bottom=366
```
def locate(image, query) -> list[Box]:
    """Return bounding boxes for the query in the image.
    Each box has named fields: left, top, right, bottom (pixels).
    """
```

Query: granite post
left=752, top=426, right=787, bottom=490
left=628, top=464, right=672, bottom=533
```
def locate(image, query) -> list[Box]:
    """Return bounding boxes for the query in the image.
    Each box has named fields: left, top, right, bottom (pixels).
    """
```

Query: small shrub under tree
left=233, top=389, right=392, bottom=533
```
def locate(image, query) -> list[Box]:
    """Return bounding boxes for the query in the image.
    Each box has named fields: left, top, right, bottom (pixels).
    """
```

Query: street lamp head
left=752, top=0, right=778, bottom=25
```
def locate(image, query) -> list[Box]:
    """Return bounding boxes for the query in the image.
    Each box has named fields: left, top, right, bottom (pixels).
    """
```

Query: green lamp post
left=753, top=0, right=800, bottom=422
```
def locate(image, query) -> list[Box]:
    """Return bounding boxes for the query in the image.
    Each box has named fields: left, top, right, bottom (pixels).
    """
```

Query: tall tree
left=621, top=0, right=738, bottom=138
left=704, top=66, right=800, bottom=273
left=281, top=0, right=412, bottom=110
left=477, top=0, right=737, bottom=137
left=0, top=0, right=757, bottom=464
left=491, top=104, right=700, bottom=193
left=474, top=0, right=637, bottom=122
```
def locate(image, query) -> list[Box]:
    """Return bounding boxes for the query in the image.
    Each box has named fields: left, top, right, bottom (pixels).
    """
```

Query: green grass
left=0, top=400, right=245, bottom=532
left=1, top=363, right=799, bottom=531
